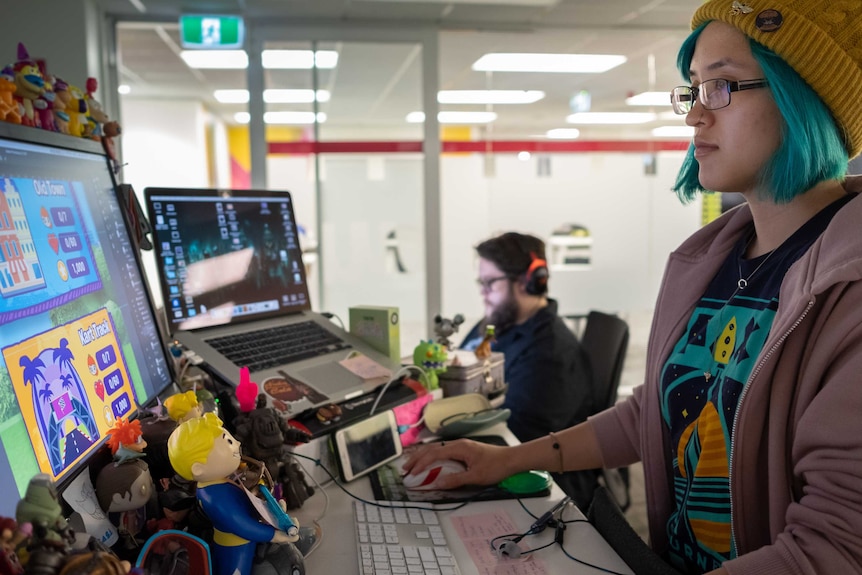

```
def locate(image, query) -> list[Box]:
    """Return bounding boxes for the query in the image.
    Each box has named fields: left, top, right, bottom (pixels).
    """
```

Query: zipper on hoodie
left=728, top=298, right=815, bottom=555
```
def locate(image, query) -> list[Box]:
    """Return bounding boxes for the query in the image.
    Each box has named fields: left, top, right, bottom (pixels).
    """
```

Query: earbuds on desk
left=495, top=540, right=524, bottom=559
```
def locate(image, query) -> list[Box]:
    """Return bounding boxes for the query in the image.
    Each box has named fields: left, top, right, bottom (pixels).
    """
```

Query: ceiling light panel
left=406, top=111, right=498, bottom=124
left=626, top=92, right=672, bottom=106
left=472, top=53, right=626, bottom=73
left=214, top=89, right=331, bottom=104
left=264, top=111, right=327, bottom=124
left=261, top=50, right=339, bottom=69
left=546, top=128, right=581, bottom=139
left=180, top=50, right=248, bottom=69
left=566, top=112, right=657, bottom=125
left=438, top=90, right=544, bottom=104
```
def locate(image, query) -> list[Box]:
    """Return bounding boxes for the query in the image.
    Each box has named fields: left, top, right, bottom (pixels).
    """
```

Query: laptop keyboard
left=205, top=320, right=352, bottom=372
left=354, top=501, right=460, bottom=575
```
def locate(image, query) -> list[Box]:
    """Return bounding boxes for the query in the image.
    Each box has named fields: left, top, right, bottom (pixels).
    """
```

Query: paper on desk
left=339, top=353, right=392, bottom=382
left=62, top=468, right=119, bottom=547
left=451, top=510, right=548, bottom=575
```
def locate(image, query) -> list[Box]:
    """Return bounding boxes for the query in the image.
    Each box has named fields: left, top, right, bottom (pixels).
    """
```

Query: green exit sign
left=180, top=15, right=245, bottom=49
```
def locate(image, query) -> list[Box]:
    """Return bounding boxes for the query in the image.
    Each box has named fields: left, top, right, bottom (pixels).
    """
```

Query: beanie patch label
left=730, top=1, right=754, bottom=16
left=755, top=9, right=784, bottom=32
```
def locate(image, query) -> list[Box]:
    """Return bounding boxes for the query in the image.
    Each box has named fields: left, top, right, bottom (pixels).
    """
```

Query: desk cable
left=321, top=311, right=345, bottom=331
left=509, top=497, right=630, bottom=575
left=368, top=364, right=427, bottom=417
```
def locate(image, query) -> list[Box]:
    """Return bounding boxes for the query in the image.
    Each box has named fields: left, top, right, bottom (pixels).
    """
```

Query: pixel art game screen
left=0, top=127, right=173, bottom=513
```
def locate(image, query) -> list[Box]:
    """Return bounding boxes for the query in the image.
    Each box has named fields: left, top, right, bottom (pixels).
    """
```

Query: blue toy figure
left=167, top=412, right=299, bottom=575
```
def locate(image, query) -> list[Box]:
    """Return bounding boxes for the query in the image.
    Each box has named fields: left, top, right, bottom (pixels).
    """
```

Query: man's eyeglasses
left=476, top=276, right=509, bottom=291
left=670, top=78, right=769, bottom=115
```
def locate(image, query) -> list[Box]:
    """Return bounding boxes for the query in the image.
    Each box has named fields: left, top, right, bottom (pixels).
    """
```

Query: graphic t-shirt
left=660, top=194, right=852, bottom=574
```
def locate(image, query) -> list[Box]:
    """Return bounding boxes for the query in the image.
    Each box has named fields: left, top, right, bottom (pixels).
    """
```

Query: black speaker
left=524, top=252, right=549, bottom=295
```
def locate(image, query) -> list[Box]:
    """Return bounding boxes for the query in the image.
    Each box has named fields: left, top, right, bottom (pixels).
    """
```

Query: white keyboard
left=353, top=500, right=461, bottom=575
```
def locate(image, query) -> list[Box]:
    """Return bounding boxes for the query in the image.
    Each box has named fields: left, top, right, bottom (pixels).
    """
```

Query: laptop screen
left=0, top=123, right=174, bottom=515
left=145, top=188, right=311, bottom=332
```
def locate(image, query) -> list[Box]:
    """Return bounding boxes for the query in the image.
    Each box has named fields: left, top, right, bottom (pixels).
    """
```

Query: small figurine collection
left=1, top=366, right=317, bottom=575
left=410, top=312, right=468, bottom=391
left=0, top=42, right=121, bottom=166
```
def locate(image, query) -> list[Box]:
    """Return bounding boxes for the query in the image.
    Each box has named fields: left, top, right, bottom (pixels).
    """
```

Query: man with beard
left=459, top=232, right=596, bottom=507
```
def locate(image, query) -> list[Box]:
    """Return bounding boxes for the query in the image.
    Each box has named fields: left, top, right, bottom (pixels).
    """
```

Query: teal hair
left=672, top=23, right=848, bottom=203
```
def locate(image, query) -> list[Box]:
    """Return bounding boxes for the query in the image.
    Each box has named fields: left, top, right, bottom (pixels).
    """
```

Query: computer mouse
left=402, top=460, right=467, bottom=490
left=498, top=470, right=552, bottom=495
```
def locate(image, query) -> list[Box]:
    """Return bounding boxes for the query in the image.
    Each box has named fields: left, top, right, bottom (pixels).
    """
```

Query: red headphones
left=524, top=251, right=549, bottom=295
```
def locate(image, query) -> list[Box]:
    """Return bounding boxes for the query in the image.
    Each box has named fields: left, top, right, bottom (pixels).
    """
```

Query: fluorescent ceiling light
left=181, top=49, right=248, bottom=69
left=437, top=90, right=545, bottom=104
left=406, top=111, right=498, bottom=124
left=182, top=49, right=338, bottom=70
left=264, top=111, right=327, bottom=124
left=265, top=89, right=330, bottom=103
left=473, top=53, right=626, bottom=73
left=659, top=110, right=687, bottom=121
left=652, top=126, right=694, bottom=138
left=546, top=128, right=581, bottom=139
left=214, top=89, right=250, bottom=103
left=117, top=84, right=131, bottom=95
left=214, top=89, right=331, bottom=104
left=626, top=92, right=672, bottom=106
left=261, top=50, right=339, bottom=69
left=236, top=111, right=326, bottom=124
left=566, top=112, right=657, bottom=125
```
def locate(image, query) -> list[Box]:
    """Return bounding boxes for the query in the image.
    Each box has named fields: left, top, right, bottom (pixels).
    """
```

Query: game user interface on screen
left=0, top=124, right=174, bottom=517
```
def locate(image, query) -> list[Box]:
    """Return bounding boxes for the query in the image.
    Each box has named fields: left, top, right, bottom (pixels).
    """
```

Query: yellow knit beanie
left=691, top=0, right=862, bottom=158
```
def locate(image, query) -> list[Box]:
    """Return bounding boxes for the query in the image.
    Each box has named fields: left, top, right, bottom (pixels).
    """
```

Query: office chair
left=580, top=310, right=630, bottom=510
left=587, top=485, right=683, bottom=575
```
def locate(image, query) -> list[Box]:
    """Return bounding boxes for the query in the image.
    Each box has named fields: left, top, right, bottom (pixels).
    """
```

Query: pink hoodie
left=590, top=190, right=862, bottom=574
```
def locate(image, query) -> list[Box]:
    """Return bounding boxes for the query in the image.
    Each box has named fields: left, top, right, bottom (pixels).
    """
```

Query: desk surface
left=293, top=423, right=634, bottom=575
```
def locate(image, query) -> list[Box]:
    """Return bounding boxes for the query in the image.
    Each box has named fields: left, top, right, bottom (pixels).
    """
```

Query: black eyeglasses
left=476, top=276, right=509, bottom=292
left=670, top=78, right=769, bottom=115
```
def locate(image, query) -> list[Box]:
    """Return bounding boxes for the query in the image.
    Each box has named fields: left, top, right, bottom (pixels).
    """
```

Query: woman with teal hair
left=405, top=1, right=862, bottom=573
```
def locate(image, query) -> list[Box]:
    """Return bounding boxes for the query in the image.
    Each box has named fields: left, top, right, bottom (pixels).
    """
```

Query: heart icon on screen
left=94, top=380, right=105, bottom=401
left=47, top=234, right=59, bottom=254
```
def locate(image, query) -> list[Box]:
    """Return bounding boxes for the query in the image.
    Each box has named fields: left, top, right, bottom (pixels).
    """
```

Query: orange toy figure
left=0, top=69, right=22, bottom=125
left=106, top=419, right=148, bottom=465
left=474, top=324, right=497, bottom=361
left=11, top=43, right=45, bottom=128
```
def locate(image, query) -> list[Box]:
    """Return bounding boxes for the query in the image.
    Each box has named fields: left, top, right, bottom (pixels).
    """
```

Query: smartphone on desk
left=331, top=409, right=403, bottom=482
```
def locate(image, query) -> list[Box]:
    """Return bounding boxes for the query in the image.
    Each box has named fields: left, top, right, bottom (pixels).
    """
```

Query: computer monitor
left=0, top=123, right=174, bottom=517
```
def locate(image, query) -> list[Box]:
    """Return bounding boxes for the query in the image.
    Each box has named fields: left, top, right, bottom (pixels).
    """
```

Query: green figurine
left=413, top=339, right=448, bottom=390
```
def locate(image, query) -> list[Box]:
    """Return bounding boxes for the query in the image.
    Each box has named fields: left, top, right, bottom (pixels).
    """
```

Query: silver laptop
left=143, top=187, right=400, bottom=416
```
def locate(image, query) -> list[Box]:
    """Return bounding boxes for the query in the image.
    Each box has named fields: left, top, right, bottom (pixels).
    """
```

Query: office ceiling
left=105, top=0, right=702, bottom=139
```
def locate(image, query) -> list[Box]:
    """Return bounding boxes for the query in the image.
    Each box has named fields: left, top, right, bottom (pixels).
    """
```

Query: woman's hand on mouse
left=402, top=439, right=517, bottom=490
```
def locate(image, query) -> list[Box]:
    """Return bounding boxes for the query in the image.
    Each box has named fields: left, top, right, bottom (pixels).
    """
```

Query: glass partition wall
left=250, top=27, right=439, bottom=350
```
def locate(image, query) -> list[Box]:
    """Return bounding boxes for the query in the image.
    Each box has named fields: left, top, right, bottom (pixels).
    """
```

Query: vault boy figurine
left=167, top=412, right=298, bottom=575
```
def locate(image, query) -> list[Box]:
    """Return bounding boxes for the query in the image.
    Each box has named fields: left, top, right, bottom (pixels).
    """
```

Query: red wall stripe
left=267, top=140, right=690, bottom=155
